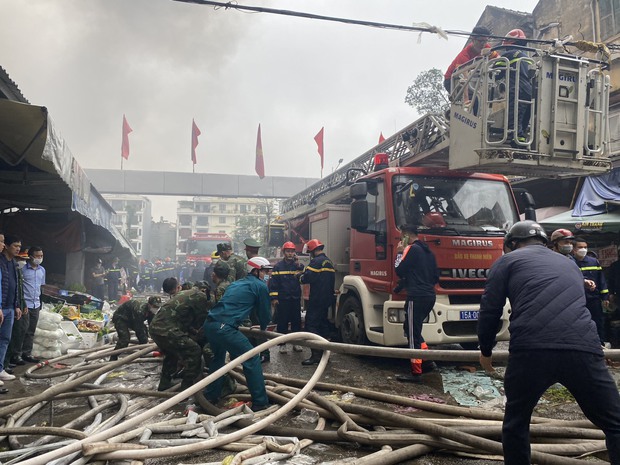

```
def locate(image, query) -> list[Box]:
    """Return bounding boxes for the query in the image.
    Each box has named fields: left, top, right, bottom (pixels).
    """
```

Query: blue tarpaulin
left=573, top=168, right=620, bottom=217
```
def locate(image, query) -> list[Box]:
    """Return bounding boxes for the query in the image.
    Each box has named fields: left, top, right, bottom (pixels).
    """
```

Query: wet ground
left=0, top=340, right=613, bottom=464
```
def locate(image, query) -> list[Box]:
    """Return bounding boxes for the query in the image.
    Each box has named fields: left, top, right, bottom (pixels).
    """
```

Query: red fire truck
left=183, top=232, right=232, bottom=264
left=275, top=47, right=611, bottom=348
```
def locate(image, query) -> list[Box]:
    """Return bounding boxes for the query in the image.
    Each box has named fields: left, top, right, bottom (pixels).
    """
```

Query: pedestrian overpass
left=85, top=169, right=319, bottom=198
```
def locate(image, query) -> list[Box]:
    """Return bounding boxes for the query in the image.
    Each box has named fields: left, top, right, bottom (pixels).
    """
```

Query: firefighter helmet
left=550, top=228, right=575, bottom=242
left=306, top=239, right=324, bottom=252
left=503, top=28, right=526, bottom=44
left=246, top=256, right=273, bottom=273
left=504, top=220, right=548, bottom=250
left=282, top=241, right=296, bottom=250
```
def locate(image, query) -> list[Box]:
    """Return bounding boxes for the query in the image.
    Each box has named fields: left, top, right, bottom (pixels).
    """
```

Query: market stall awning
left=0, top=99, right=135, bottom=258
left=539, top=210, right=620, bottom=234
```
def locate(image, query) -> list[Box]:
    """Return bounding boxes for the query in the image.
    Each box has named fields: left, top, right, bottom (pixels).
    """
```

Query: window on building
left=196, top=216, right=209, bottom=226
left=179, top=229, right=192, bottom=239
left=219, top=216, right=226, bottom=224
left=179, top=215, right=192, bottom=226
left=240, top=204, right=247, bottom=213
left=219, top=203, right=226, bottom=213
left=137, top=214, right=142, bottom=223
left=109, top=200, right=123, bottom=210
left=600, top=0, right=620, bottom=39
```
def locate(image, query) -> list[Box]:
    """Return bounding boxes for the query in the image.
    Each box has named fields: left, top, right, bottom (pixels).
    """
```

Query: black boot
left=157, top=377, right=173, bottom=392
left=301, top=349, right=322, bottom=366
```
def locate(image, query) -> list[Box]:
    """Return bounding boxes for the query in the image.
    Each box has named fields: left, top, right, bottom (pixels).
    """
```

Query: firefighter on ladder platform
left=394, top=224, right=439, bottom=382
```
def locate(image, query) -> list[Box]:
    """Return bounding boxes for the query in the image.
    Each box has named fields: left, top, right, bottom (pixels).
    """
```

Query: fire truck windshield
left=186, top=239, right=221, bottom=256
left=392, top=175, right=519, bottom=236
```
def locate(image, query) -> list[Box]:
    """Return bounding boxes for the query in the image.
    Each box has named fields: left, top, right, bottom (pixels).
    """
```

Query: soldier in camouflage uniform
left=217, top=243, right=246, bottom=283
left=212, top=261, right=230, bottom=303
left=110, top=295, right=162, bottom=361
left=149, top=283, right=213, bottom=391
left=204, top=261, right=236, bottom=398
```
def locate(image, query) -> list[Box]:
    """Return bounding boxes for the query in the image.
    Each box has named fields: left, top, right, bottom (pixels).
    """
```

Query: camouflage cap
left=148, top=296, right=162, bottom=307
left=213, top=260, right=230, bottom=279
left=243, top=238, right=262, bottom=249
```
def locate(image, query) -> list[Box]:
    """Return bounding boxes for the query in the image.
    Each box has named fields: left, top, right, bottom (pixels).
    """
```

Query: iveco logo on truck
left=451, top=268, right=490, bottom=278
left=451, top=239, right=494, bottom=247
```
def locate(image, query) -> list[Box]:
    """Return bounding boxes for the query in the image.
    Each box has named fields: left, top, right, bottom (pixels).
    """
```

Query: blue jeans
left=503, top=350, right=620, bottom=464
left=203, top=321, right=268, bottom=407
left=0, top=308, right=15, bottom=373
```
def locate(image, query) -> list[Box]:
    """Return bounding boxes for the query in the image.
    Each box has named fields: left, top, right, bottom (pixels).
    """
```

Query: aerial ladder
left=282, top=45, right=611, bottom=216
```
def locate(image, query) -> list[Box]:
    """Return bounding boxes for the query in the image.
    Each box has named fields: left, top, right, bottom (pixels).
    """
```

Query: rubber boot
left=301, top=349, right=322, bottom=366
left=157, top=376, right=173, bottom=392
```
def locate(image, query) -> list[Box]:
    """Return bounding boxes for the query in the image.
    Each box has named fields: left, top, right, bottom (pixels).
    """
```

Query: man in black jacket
left=478, top=220, right=620, bottom=465
left=299, top=239, right=335, bottom=366
left=394, top=224, right=439, bottom=382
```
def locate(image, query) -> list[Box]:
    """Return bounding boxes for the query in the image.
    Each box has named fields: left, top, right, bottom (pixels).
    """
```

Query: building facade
left=103, top=194, right=152, bottom=257
left=176, top=196, right=279, bottom=256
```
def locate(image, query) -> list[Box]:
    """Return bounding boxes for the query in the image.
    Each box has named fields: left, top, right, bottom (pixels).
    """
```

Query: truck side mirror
left=350, top=182, right=368, bottom=200
left=351, top=200, right=369, bottom=231
left=521, top=192, right=537, bottom=221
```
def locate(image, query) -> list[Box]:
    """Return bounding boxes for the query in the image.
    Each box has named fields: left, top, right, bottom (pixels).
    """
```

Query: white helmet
left=246, top=256, right=273, bottom=273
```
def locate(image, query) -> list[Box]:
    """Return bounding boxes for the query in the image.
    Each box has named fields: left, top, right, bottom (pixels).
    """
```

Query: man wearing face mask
left=572, top=238, right=609, bottom=346
left=551, top=229, right=598, bottom=294
left=10, top=246, right=45, bottom=365
left=550, top=229, right=575, bottom=256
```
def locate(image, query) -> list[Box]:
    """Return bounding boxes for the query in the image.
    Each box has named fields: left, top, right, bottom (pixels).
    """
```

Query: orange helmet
left=282, top=241, right=296, bottom=250
left=550, top=228, right=574, bottom=242
left=503, top=28, right=526, bottom=44
left=306, top=239, right=324, bottom=252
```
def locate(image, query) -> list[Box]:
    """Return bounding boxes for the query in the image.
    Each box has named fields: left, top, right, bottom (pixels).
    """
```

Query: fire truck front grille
left=443, top=320, right=479, bottom=337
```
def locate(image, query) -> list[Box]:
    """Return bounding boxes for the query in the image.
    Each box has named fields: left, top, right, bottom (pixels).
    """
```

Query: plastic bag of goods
left=31, top=309, right=64, bottom=359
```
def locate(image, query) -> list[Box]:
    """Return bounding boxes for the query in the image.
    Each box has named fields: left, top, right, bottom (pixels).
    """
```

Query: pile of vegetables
left=52, top=303, right=80, bottom=321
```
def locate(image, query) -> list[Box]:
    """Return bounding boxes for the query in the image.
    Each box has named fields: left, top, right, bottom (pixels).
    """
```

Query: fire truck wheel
left=339, top=297, right=368, bottom=345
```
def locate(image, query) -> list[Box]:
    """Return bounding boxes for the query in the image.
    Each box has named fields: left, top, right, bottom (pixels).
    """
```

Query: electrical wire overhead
left=171, top=0, right=620, bottom=57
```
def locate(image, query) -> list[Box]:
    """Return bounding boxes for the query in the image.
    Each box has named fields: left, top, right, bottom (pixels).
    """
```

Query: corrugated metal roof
left=0, top=66, right=28, bottom=103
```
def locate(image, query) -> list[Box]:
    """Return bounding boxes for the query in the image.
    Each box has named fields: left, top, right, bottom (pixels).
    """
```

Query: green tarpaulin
left=539, top=210, right=620, bottom=234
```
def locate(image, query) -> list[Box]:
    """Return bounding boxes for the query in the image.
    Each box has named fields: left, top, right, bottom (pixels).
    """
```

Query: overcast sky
left=3, top=0, right=538, bottom=220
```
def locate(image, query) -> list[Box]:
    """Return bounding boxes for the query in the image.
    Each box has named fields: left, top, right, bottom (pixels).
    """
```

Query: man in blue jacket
left=478, top=220, right=620, bottom=465
left=394, top=224, right=439, bottom=382
left=203, top=256, right=273, bottom=411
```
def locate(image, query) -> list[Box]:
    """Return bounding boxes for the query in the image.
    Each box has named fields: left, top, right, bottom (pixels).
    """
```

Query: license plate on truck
left=459, top=310, right=479, bottom=320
